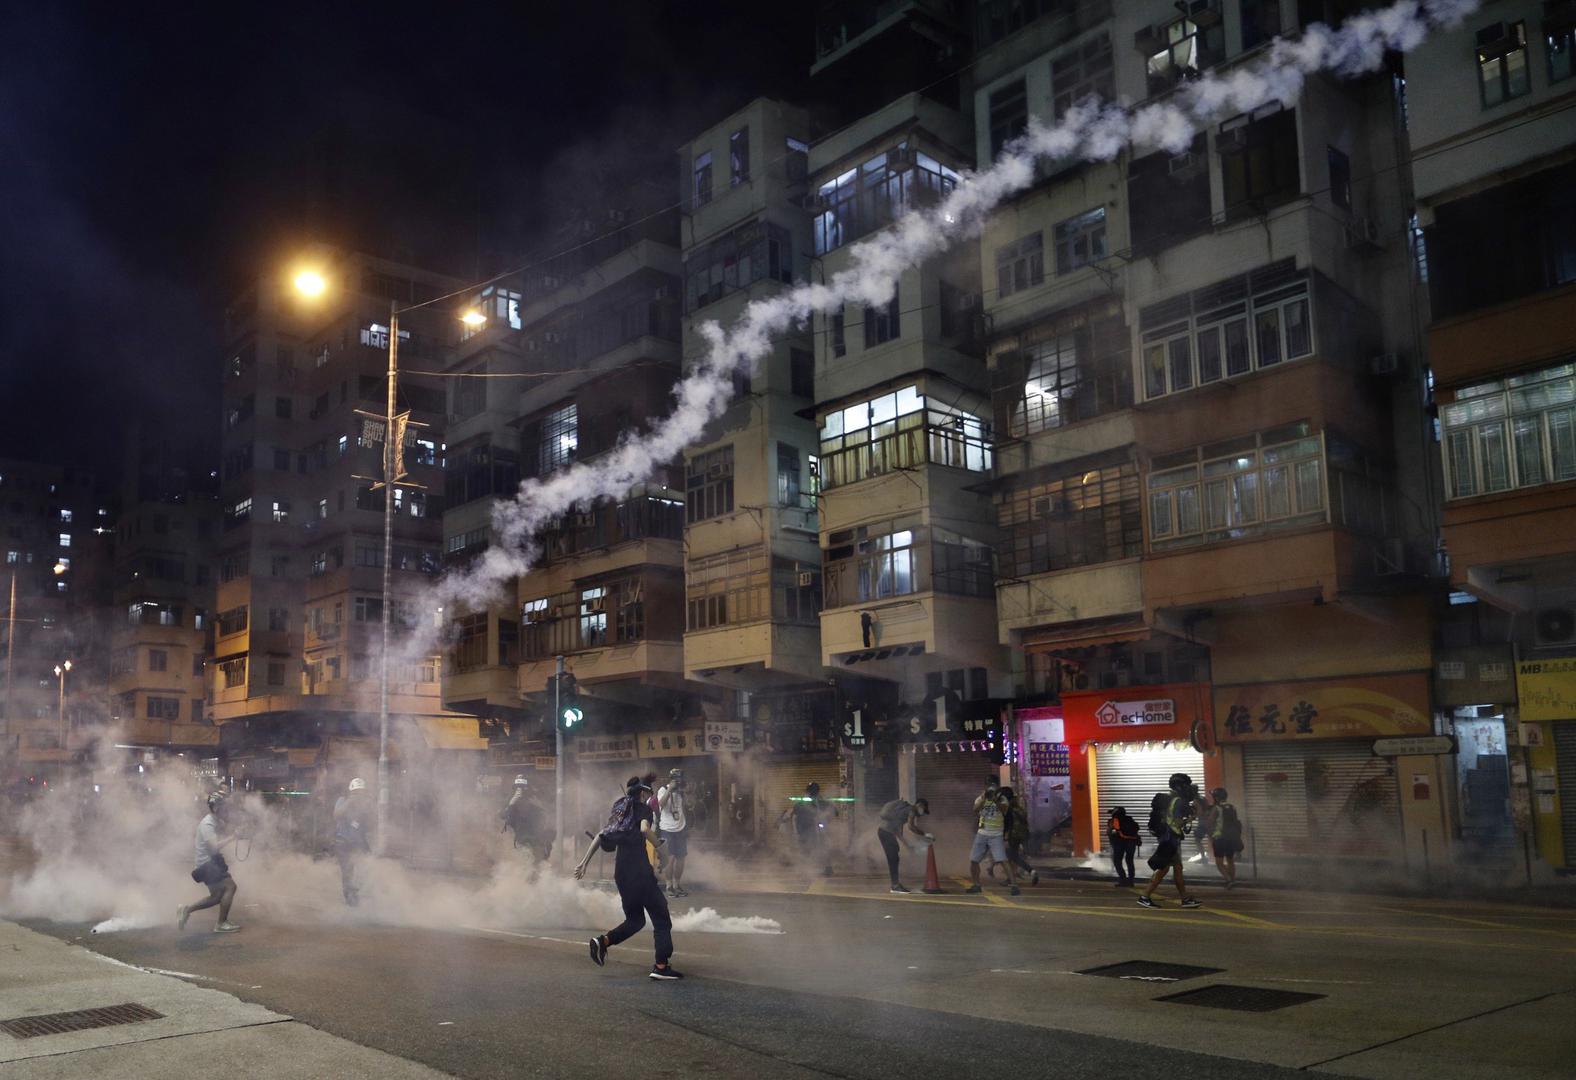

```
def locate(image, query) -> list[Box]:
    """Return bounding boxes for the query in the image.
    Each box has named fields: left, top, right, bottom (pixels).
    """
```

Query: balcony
left=684, top=621, right=824, bottom=688
left=820, top=590, right=1003, bottom=678
left=1426, top=285, right=1576, bottom=389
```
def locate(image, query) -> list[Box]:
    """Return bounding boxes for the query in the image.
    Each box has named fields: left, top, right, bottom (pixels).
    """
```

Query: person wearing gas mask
left=333, top=777, right=371, bottom=907
left=577, top=776, right=682, bottom=981
left=656, top=768, right=690, bottom=898
left=500, top=774, right=539, bottom=859
left=966, top=777, right=1018, bottom=896
left=178, top=791, right=241, bottom=933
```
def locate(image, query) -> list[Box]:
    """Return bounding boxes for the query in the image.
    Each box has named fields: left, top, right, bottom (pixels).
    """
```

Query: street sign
left=1094, top=699, right=1176, bottom=727
left=1372, top=735, right=1456, bottom=757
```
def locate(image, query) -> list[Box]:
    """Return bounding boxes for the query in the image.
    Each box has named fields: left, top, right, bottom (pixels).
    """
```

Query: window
left=1327, top=146, right=1351, bottom=210
left=729, top=127, right=749, bottom=185
left=777, top=443, right=802, bottom=507
left=1442, top=362, right=1576, bottom=500
left=216, top=606, right=248, bottom=636
left=225, top=497, right=251, bottom=530
left=694, top=150, right=713, bottom=206
left=58, top=509, right=72, bottom=522
left=813, top=144, right=959, bottom=254
left=354, top=596, right=383, bottom=623
left=57, top=532, right=70, bottom=548
left=271, top=500, right=290, bottom=524
left=275, top=396, right=292, bottom=419
left=266, top=662, right=285, bottom=686
left=452, top=612, right=488, bottom=673
left=684, top=222, right=794, bottom=311
left=790, top=348, right=814, bottom=399
left=1009, top=334, right=1079, bottom=436
left=686, top=446, right=734, bottom=523
left=1127, top=135, right=1211, bottom=255
left=1053, top=208, right=1107, bottom=274
left=537, top=403, right=578, bottom=476
left=785, top=136, right=809, bottom=181
left=988, top=79, right=1028, bottom=159
left=818, top=385, right=992, bottom=489
left=687, top=548, right=767, bottom=630
left=272, top=447, right=290, bottom=471
left=1050, top=33, right=1114, bottom=119
left=355, top=543, right=380, bottom=568
left=996, top=233, right=1044, bottom=298
left=452, top=365, right=487, bottom=419
left=148, top=649, right=168, bottom=672
left=996, top=462, right=1143, bottom=576
left=829, top=308, right=846, bottom=358
left=218, top=657, right=246, bottom=689
left=580, top=587, right=608, bottom=647
left=146, top=697, right=180, bottom=720
left=854, top=530, right=917, bottom=601
left=1148, top=427, right=1326, bottom=548
left=863, top=292, right=900, bottom=348
left=1550, top=18, right=1575, bottom=83
left=268, top=607, right=289, bottom=632
left=1477, top=21, right=1530, bottom=107
left=1240, top=0, right=1282, bottom=50
left=1220, top=106, right=1300, bottom=214
left=1140, top=260, right=1313, bottom=400
left=1146, top=16, right=1223, bottom=95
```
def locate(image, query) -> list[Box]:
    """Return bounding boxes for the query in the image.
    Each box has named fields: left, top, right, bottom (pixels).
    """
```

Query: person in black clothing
left=576, top=777, right=682, bottom=981
left=1107, top=806, right=1142, bottom=887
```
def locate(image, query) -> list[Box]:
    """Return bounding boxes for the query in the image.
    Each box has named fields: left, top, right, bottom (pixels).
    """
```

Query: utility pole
left=3, top=571, right=14, bottom=759
left=555, top=654, right=565, bottom=872
left=376, top=297, right=397, bottom=857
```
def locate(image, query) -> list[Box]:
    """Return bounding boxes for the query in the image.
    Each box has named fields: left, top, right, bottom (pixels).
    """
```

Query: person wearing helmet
left=500, top=775, right=540, bottom=859
left=333, top=777, right=371, bottom=906
left=178, top=791, right=241, bottom=933
left=656, top=767, right=690, bottom=898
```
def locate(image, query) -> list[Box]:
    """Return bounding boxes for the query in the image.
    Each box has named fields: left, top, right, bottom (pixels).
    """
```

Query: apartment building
left=106, top=435, right=220, bottom=763
left=974, top=0, right=1447, bottom=880
left=0, top=458, right=112, bottom=782
left=213, top=249, right=481, bottom=804
left=1408, top=0, right=1576, bottom=874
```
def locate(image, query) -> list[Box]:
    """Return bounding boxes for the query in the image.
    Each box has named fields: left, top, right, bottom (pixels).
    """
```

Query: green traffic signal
left=560, top=705, right=584, bottom=729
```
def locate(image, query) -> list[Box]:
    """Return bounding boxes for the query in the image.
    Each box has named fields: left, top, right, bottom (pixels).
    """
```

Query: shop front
left=1215, top=673, right=1437, bottom=880
left=1435, top=647, right=1519, bottom=865
left=1514, top=654, right=1576, bottom=869
left=1057, top=684, right=1217, bottom=856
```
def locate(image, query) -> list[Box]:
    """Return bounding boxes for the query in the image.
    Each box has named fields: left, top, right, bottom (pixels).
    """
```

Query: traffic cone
left=922, top=843, right=944, bottom=894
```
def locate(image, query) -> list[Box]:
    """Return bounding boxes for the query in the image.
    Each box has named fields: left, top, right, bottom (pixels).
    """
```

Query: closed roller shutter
left=1555, top=723, right=1576, bottom=865
left=759, top=758, right=843, bottom=845
left=1094, top=745, right=1204, bottom=846
left=916, top=749, right=997, bottom=874
left=1242, top=741, right=1402, bottom=867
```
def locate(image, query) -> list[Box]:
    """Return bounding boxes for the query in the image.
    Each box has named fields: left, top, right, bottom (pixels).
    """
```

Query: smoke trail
left=415, top=0, right=1475, bottom=631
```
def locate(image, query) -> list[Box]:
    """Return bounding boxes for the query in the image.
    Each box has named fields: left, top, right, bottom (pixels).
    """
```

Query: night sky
left=0, top=2, right=814, bottom=478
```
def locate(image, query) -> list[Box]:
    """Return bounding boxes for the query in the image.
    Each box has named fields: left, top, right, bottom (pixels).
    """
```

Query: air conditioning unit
left=1167, top=151, right=1201, bottom=178
left=1217, top=126, right=1248, bottom=151
left=1370, top=352, right=1402, bottom=376
left=574, top=512, right=595, bottom=528
left=1185, top=0, right=1223, bottom=28
left=1535, top=608, right=1576, bottom=647
left=1345, top=216, right=1382, bottom=251
left=707, top=462, right=731, bottom=478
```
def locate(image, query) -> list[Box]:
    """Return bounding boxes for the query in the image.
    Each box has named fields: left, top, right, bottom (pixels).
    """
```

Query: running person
left=177, top=792, right=241, bottom=933
left=577, top=777, right=682, bottom=981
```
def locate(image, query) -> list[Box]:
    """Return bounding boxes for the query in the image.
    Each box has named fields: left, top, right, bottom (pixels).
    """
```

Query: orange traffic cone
left=922, top=843, right=944, bottom=894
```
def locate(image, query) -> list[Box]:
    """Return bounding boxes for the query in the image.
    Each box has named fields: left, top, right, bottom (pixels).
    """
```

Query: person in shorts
left=966, top=778, right=1018, bottom=896
left=178, top=791, right=241, bottom=933
left=1137, top=773, right=1202, bottom=910
left=656, top=768, right=690, bottom=898
left=875, top=797, right=932, bottom=892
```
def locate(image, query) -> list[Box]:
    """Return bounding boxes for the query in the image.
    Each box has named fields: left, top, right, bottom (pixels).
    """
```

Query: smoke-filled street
left=11, top=869, right=1576, bottom=1079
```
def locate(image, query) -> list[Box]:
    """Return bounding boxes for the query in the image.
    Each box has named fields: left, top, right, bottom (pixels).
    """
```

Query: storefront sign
left=1094, top=699, right=1175, bottom=727
left=1214, top=673, right=1430, bottom=742
left=534, top=756, right=557, bottom=771
left=1435, top=646, right=1516, bottom=707
left=1515, top=656, right=1576, bottom=722
left=574, top=735, right=638, bottom=763
left=637, top=729, right=705, bottom=758
left=1028, top=742, right=1069, bottom=777
left=1372, top=735, right=1455, bottom=757
left=704, top=721, right=745, bottom=754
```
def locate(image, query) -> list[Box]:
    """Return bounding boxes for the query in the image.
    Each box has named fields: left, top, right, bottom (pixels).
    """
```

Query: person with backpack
left=1209, top=787, right=1244, bottom=888
left=1107, top=806, right=1142, bottom=887
left=875, top=797, right=932, bottom=893
left=576, top=776, right=682, bottom=981
left=1001, top=787, right=1039, bottom=886
left=1137, top=773, right=1202, bottom=910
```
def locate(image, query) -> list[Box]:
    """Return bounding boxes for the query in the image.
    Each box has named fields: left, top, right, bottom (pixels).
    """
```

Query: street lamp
left=295, top=266, right=485, bottom=856
left=53, top=659, right=72, bottom=753
left=2, top=562, right=68, bottom=761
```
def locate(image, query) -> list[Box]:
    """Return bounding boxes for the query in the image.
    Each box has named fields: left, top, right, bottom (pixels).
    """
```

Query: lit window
left=1441, top=362, right=1576, bottom=500
left=59, top=509, right=72, bottom=523
left=1477, top=21, right=1530, bottom=108
left=1053, top=208, right=1107, bottom=274
left=57, top=533, right=70, bottom=548
left=996, top=234, right=1044, bottom=298
left=729, top=128, right=749, bottom=186
left=694, top=151, right=713, bottom=206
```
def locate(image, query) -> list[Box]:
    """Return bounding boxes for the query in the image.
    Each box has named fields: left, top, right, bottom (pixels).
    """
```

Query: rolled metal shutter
left=1554, top=722, right=1576, bottom=864
left=1241, top=741, right=1402, bottom=867
left=759, top=758, right=844, bottom=844
left=1094, top=745, right=1204, bottom=845
left=916, top=749, right=997, bottom=834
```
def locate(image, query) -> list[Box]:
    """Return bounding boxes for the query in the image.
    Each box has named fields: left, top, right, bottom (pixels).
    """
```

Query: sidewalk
left=0, top=919, right=445, bottom=1078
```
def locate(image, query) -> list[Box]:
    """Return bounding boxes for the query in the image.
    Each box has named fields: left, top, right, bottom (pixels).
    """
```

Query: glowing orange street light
left=293, top=269, right=328, bottom=298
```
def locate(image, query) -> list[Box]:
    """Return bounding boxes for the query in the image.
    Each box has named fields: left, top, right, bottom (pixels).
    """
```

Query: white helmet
left=513, top=775, right=529, bottom=787
left=348, top=777, right=367, bottom=792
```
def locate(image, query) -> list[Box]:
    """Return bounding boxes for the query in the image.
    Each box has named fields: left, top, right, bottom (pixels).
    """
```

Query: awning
left=1023, top=619, right=1151, bottom=654
left=415, top=716, right=488, bottom=751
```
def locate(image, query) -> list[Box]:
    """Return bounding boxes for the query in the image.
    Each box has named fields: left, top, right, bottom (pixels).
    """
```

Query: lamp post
left=3, top=562, right=67, bottom=765
left=295, top=266, right=484, bottom=856
left=53, top=659, right=72, bottom=754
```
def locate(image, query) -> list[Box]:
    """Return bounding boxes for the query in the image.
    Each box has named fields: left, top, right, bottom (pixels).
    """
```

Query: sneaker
left=649, top=964, right=684, bottom=981
left=672, top=886, right=688, bottom=898
left=1224, top=880, right=1238, bottom=890
left=1180, top=897, right=1203, bottom=909
left=1030, top=871, right=1039, bottom=886
left=889, top=884, right=910, bottom=893
left=965, top=884, right=982, bottom=894
left=1009, top=885, right=1021, bottom=896
left=213, top=922, right=242, bottom=933
left=1136, top=896, right=1158, bottom=909
left=588, top=936, right=607, bottom=967
left=176, top=905, right=190, bottom=931
left=666, top=885, right=677, bottom=897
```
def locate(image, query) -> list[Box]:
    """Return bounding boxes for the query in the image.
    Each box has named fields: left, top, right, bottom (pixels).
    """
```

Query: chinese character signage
left=704, top=721, right=745, bottom=753
left=1094, top=699, right=1175, bottom=727
left=1213, top=673, right=1429, bottom=742
left=638, top=729, right=705, bottom=759
left=1028, top=742, right=1069, bottom=777
left=1515, top=655, right=1576, bottom=722
left=573, top=736, right=638, bottom=763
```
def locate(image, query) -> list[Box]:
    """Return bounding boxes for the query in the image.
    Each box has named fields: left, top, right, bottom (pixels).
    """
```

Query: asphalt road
left=23, top=869, right=1576, bottom=1080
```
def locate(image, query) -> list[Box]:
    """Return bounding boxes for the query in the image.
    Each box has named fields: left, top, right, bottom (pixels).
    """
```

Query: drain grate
left=1077, top=960, right=1224, bottom=983
left=1156, top=984, right=1325, bottom=1012
left=0, top=1003, right=165, bottom=1039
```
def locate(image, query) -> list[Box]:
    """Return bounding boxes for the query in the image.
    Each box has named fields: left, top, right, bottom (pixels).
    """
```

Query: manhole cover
left=1077, top=960, right=1224, bottom=982
left=0, top=1003, right=165, bottom=1039
left=1156, top=984, right=1325, bottom=1012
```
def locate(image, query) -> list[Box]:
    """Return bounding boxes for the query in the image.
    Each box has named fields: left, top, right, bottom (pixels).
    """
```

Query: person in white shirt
left=178, top=792, right=241, bottom=933
left=656, top=768, right=690, bottom=898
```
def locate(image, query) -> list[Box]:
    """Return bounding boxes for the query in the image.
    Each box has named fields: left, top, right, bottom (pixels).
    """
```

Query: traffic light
left=554, top=672, right=583, bottom=730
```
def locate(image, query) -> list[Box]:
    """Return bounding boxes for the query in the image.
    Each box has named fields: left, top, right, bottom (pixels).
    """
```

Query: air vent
left=1535, top=608, right=1576, bottom=647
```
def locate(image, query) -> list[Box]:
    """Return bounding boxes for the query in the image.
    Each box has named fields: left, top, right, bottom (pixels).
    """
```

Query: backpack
left=598, top=794, right=643, bottom=852
left=1217, top=803, right=1242, bottom=844
left=1147, top=792, right=1172, bottom=839
left=1006, top=805, right=1029, bottom=844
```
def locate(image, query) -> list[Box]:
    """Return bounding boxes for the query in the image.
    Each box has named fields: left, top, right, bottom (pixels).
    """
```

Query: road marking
left=461, top=925, right=717, bottom=960
left=1202, top=907, right=1287, bottom=930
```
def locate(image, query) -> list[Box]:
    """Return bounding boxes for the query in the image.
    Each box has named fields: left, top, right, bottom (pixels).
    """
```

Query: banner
left=574, top=735, right=638, bottom=762
left=636, top=728, right=705, bottom=758
left=1213, top=673, right=1429, bottom=742
left=1515, top=655, right=1576, bottom=722
left=704, top=721, right=745, bottom=753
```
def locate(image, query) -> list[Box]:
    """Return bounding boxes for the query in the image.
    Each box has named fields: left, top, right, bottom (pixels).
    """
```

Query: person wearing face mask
left=178, top=791, right=241, bottom=933
left=578, top=777, right=682, bottom=981
left=874, top=797, right=933, bottom=893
